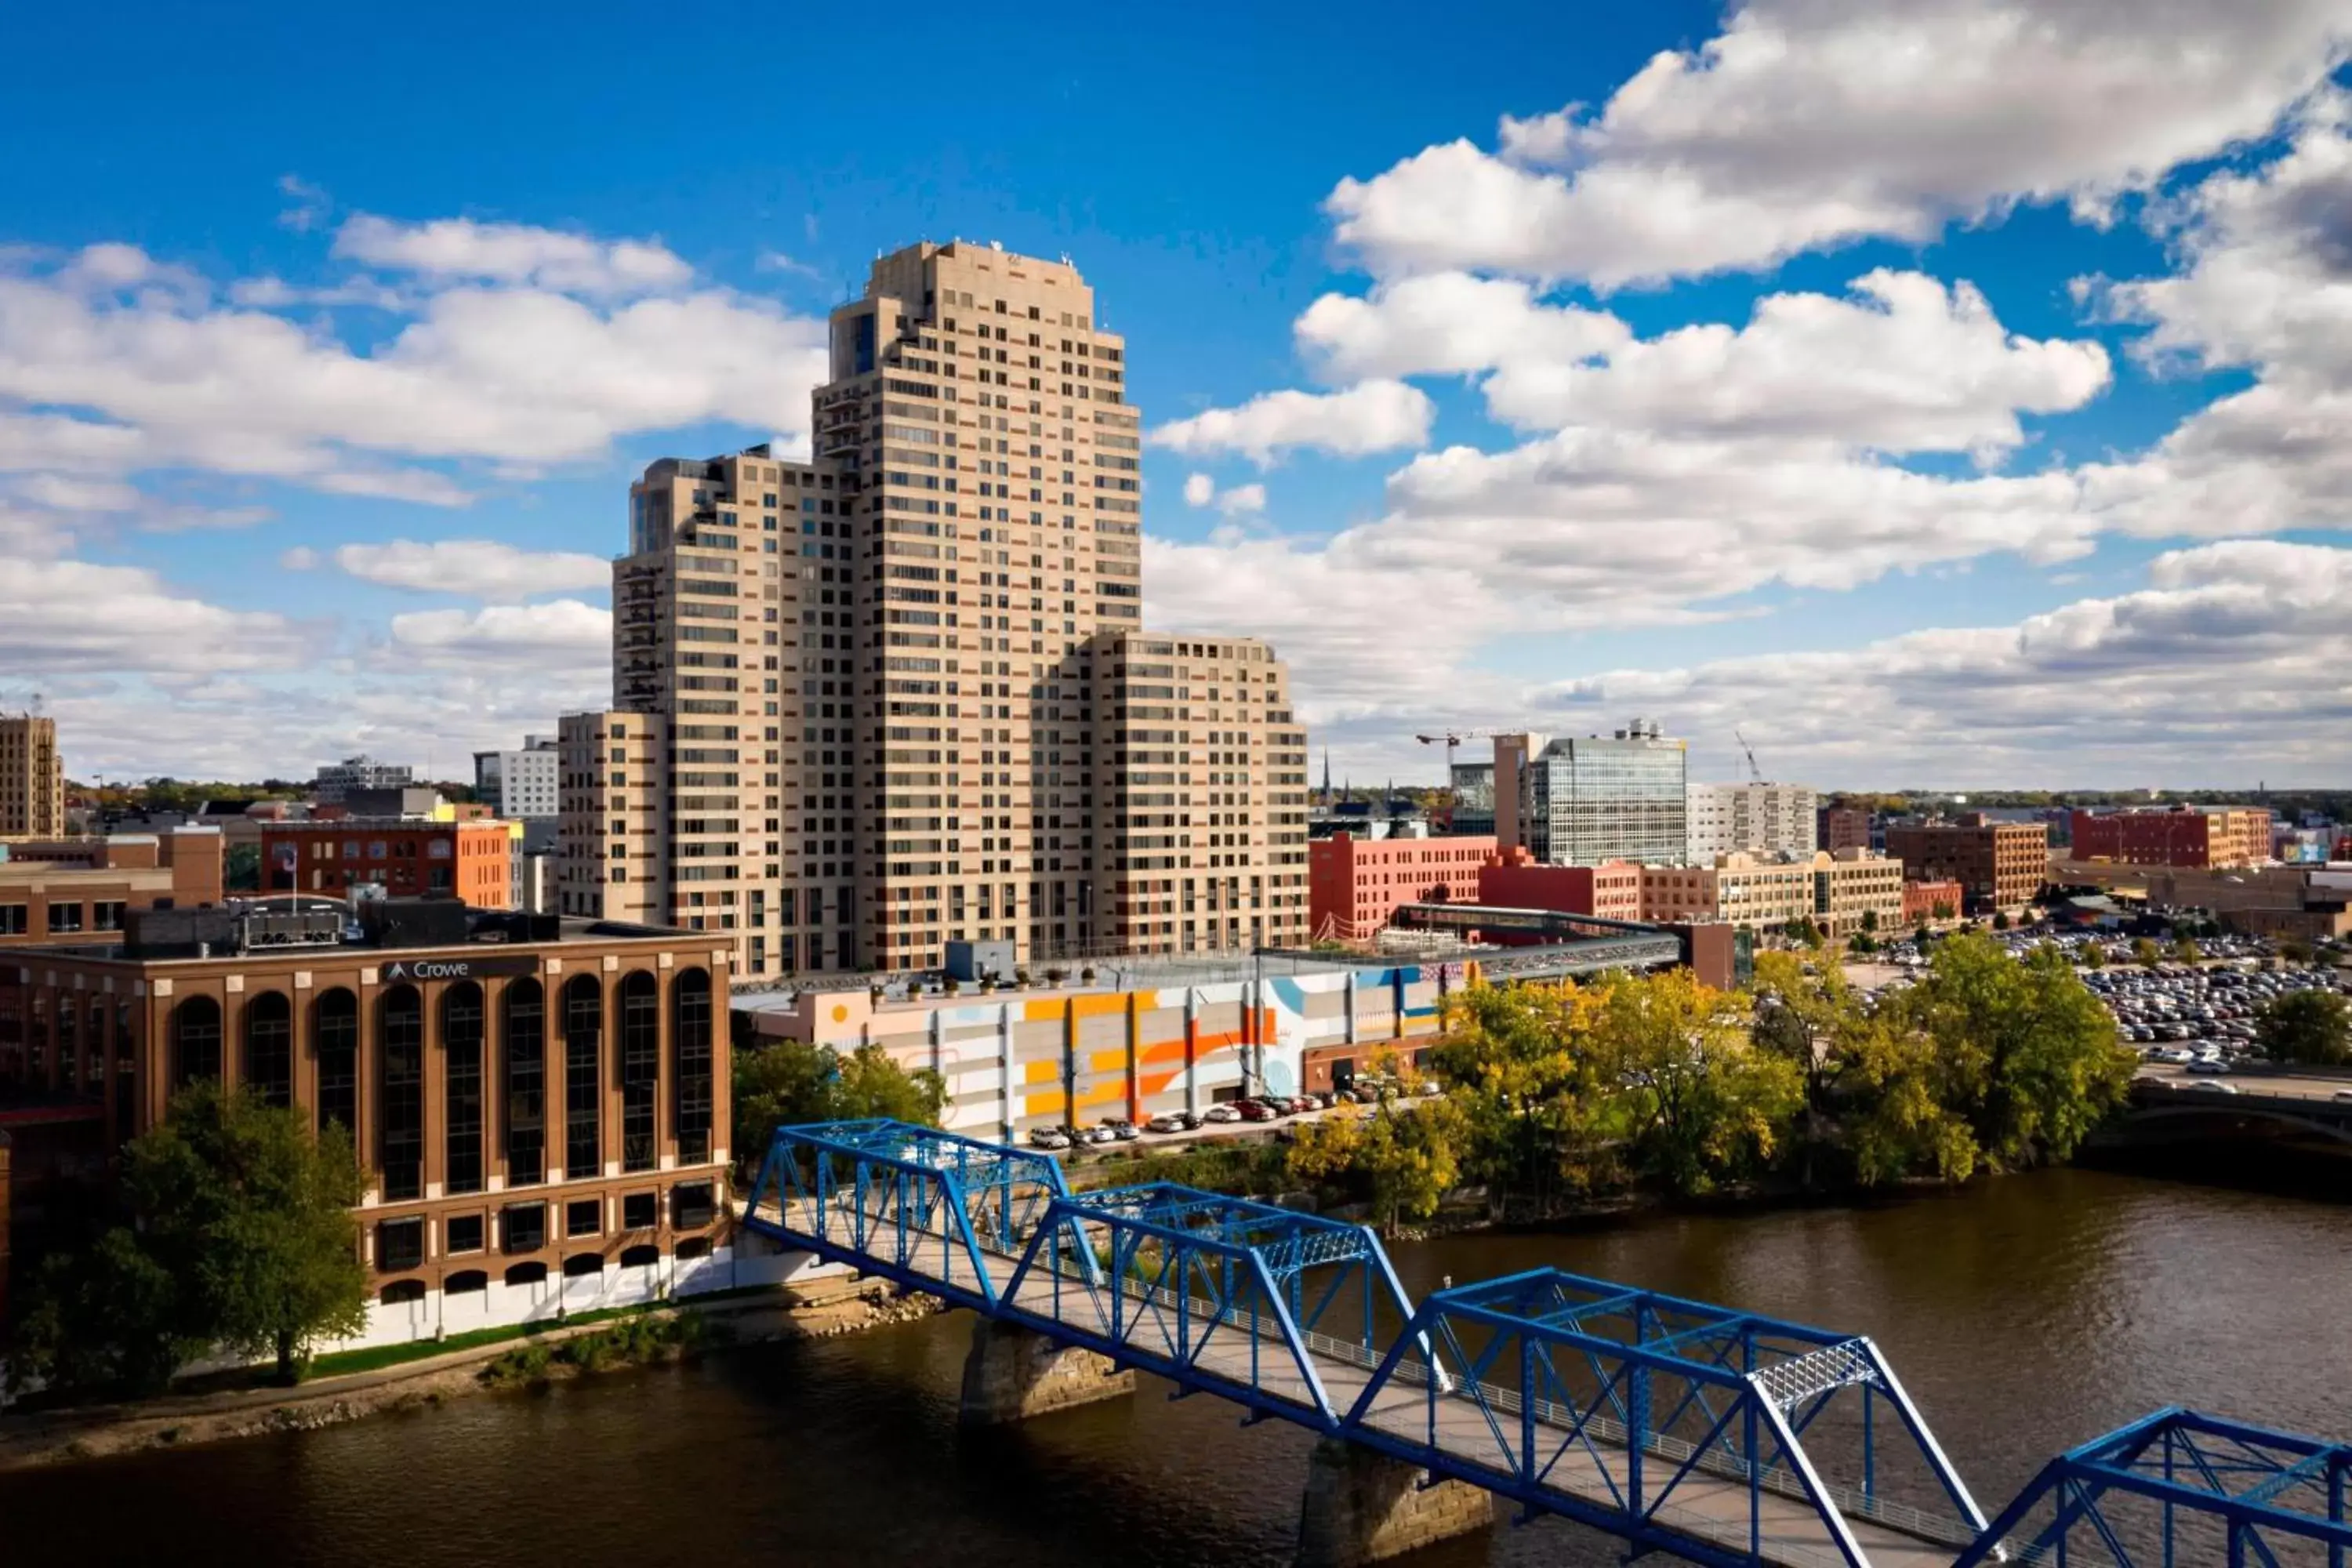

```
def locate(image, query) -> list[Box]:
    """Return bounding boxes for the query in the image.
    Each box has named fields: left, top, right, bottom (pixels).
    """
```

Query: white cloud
left=1295, top=272, right=1630, bottom=382
left=333, top=214, right=692, bottom=296
left=293, top=539, right=611, bottom=601
left=0, top=556, right=316, bottom=676
left=1483, top=269, right=2111, bottom=452
left=387, top=599, right=613, bottom=671
left=0, top=241, right=829, bottom=500
left=1149, top=379, right=1433, bottom=465
left=1180, top=472, right=1267, bottom=517
left=1327, top=0, right=2352, bottom=287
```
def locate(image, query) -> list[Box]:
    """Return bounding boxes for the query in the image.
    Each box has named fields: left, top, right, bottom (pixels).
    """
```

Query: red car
left=1233, top=1099, right=1276, bottom=1123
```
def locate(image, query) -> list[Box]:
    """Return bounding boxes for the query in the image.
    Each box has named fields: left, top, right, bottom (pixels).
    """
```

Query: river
left=9, top=1167, right=2352, bottom=1566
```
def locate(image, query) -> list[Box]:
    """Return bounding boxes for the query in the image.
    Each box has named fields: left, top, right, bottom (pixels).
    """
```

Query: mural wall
left=789, top=964, right=1472, bottom=1136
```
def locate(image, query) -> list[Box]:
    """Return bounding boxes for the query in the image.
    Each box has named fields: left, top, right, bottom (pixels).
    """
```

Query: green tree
left=1931, top=902, right=1956, bottom=922
left=731, top=1039, right=946, bottom=1178
left=2256, top=989, right=2352, bottom=1066
left=13, top=1085, right=365, bottom=1392
left=2279, top=938, right=2315, bottom=965
left=1836, top=1013, right=1980, bottom=1186
left=1596, top=968, right=1801, bottom=1196
left=223, top=841, right=263, bottom=892
left=1991, top=911, right=2012, bottom=931
left=2174, top=938, right=2201, bottom=965
left=1883, top=934, right=2133, bottom=1169
left=2081, top=944, right=2106, bottom=970
left=1432, top=983, right=1628, bottom=1201
left=1749, top=953, right=1869, bottom=1189
left=1860, top=909, right=1879, bottom=934
left=2132, top=938, right=2162, bottom=969
left=1287, top=1098, right=1466, bottom=1236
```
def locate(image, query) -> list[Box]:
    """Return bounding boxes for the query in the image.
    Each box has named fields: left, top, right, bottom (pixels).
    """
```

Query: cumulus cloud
left=387, top=598, right=613, bottom=669
left=290, top=539, right=611, bottom=601
left=1327, top=0, right=2352, bottom=288
left=333, top=214, right=692, bottom=296
left=1149, top=379, right=1433, bottom=464
left=1295, top=272, right=1630, bottom=382
left=0, top=234, right=829, bottom=504
left=0, top=556, right=317, bottom=676
left=1180, top=473, right=1267, bottom=517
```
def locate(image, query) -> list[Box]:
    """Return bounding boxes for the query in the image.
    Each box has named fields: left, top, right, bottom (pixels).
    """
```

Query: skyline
left=4, top=2, right=2352, bottom=789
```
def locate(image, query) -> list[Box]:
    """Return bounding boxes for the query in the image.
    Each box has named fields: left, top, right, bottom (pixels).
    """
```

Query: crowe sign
left=377, top=954, right=542, bottom=984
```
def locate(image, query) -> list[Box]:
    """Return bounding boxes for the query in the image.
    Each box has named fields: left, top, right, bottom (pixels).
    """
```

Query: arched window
left=503, top=978, right=545, bottom=1185
left=562, top=1253, right=604, bottom=1278
left=561, top=975, right=602, bottom=1178
left=169, top=996, right=222, bottom=1092
left=503, top=1261, right=547, bottom=1288
left=243, top=992, right=292, bottom=1109
left=315, top=988, right=359, bottom=1137
left=676, top=1236, right=711, bottom=1261
left=619, top=1244, right=661, bottom=1269
left=379, top=1279, right=427, bottom=1305
left=619, top=971, right=659, bottom=1174
left=442, top=982, right=485, bottom=1196
left=673, top=968, right=713, bottom=1166
left=378, top=985, right=423, bottom=1202
left=445, top=1270, right=488, bottom=1295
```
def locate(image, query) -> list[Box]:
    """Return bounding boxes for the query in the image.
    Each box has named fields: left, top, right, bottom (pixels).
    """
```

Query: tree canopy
left=2256, top=989, right=2352, bottom=1066
left=731, top=1038, right=947, bottom=1177
left=13, top=1084, right=365, bottom=1394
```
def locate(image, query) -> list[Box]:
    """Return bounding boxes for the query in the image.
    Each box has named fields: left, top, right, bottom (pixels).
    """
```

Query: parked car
left=1180, top=1111, right=1206, bottom=1131
left=1029, top=1128, right=1072, bottom=1150
left=1201, top=1104, right=1242, bottom=1124
left=1234, top=1100, right=1276, bottom=1123
left=1102, top=1119, right=1141, bottom=1142
left=1145, top=1113, right=1188, bottom=1134
left=2185, top=1058, right=2230, bottom=1076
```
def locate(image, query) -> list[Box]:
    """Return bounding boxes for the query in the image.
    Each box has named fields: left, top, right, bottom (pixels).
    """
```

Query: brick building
left=1309, top=833, right=1495, bottom=939
left=1473, top=848, right=1643, bottom=922
left=263, top=818, right=514, bottom=909
left=1882, top=815, right=2047, bottom=917
left=1902, top=878, right=1965, bottom=927
left=0, top=899, right=753, bottom=1348
left=1637, top=850, right=1905, bottom=940
left=0, top=828, right=223, bottom=947
left=0, top=714, right=63, bottom=840
left=2069, top=806, right=2271, bottom=869
left=1817, top=805, right=1872, bottom=854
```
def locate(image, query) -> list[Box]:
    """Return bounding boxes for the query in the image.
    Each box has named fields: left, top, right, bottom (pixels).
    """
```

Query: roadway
left=2133, top=1062, right=2352, bottom=1102
left=753, top=1188, right=1975, bottom=1568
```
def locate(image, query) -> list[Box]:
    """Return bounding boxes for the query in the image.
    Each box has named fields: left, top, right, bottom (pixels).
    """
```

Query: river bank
left=0, top=1275, right=941, bottom=1474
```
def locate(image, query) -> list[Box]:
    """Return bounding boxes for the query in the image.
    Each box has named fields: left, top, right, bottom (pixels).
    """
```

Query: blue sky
left=3, top=1, right=2350, bottom=788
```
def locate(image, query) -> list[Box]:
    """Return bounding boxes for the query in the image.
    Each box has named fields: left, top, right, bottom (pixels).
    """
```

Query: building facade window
left=562, top=975, right=602, bottom=1178
left=443, top=982, right=485, bottom=1196
left=243, top=991, right=292, bottom=1109
left=315, top=988, right=358, bottom=1138
left=673, top=968, right=713, bottom=1165
left=169, top=995, right=222, bottom=1092
left=619, top=971, right=658, bottom=1173
left=503, top=978, right=545, bottom=1185
left=378, top=985, right=424, bottom=1202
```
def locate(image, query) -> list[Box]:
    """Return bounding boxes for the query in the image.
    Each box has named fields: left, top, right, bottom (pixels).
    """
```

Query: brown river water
left=7, top=1166, right=2350, bottom=1566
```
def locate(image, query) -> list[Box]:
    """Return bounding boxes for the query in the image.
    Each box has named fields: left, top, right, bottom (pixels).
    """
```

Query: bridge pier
left=1295, top=1437, right=1496, bottom=1567
left=957, top=1318, right=1135, bottom=1425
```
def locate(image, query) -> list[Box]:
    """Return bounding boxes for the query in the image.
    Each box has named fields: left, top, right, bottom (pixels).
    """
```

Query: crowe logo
left=376, top=955, right=539, bottom=983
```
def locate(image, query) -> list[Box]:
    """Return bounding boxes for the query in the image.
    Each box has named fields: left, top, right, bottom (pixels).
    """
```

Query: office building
left=0, top=900, right=751, bottom=1348
left=313, top=755, right=414, bottom=805
left=1686, top=782, right=1819, bottom=862
left=1475, top=848, right=1644, bottom=922
left=474, top=737, right=560, bottom=820
left=559, top=241, right=1309, bottom=975
left=1818, top=804, right=1873, bottom=854
left=1309, top=833, right=1495, bottom=940
left=0, top=715, right=63, bottom=840
left=1501, top=722, right=1687, bottom=867
left=0, top=828, right=223, bottom=946
left=1883, top=815, right=2048, bottom=917
left=1450, top=761, right=1495, bottom=837
left=263, top=818, right=514, bottom=908
left=2069, top=806, right=2271, bottom=869
left=1638, top=849, right=1904, bottom=939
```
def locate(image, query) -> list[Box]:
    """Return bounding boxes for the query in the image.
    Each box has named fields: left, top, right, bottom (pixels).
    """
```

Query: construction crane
left=1414, top=728, right=1513, bottom=777
left=1735, top=728, right=1765, bottom=784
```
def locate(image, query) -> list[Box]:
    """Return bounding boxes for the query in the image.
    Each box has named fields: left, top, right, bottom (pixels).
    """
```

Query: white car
left=1201, top=1104, right=1242, bottom=1123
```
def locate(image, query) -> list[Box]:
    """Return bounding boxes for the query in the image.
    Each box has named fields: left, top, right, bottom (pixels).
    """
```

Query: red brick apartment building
left=0, top=828, right=224, bottom=947
left=1882, top=815, right=2049, bottom=917
left=2069, top=807, right=2271, bottom=869
left=263, top=818, right=512, bottom=909
left=1475, top=848, right=1645, bottom=921
left=1309, top=833, right=1495, bottom=938
left=0, top=898, right=764, bottom=1348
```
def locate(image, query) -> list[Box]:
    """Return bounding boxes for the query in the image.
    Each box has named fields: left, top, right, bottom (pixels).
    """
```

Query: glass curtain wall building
left=1525, top=726, right=1687, bottom=866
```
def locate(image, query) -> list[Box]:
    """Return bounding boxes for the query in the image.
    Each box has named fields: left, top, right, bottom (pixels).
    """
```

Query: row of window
left=376, top=1238, right=713, bottom=1305
left=376, top=1183, right=716, bottom=1272
left=164, top=971, right=716, bottom=1203
left=0, top=900, right=126, bottom=935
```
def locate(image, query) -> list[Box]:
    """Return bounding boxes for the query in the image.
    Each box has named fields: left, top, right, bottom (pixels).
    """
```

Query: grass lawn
left=303, top=1283, right=783, bottom=1381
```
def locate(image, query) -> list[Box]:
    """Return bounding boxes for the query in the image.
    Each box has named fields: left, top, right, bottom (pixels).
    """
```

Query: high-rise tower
left=561, top=242, right=1309, bottom=975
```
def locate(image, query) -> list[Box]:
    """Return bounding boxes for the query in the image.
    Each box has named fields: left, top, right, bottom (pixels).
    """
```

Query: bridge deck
left=759, top=1194, right=1960, bottom=1568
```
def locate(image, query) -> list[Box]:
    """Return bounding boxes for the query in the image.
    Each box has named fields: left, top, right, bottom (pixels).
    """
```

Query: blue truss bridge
left=742, top=1120, right=2352, bottom=1568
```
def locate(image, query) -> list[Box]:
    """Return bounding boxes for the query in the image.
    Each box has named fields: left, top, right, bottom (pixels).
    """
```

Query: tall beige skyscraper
left=0, top=714, right=63, bottom=838
left=560, top=241, right=1309, bottom=975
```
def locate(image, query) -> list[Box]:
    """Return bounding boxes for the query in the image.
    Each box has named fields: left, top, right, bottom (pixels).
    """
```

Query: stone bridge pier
left=1295, top=1436, right=1497, bottom=1566
left=957, top=1318, right=1135, bottom=1425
